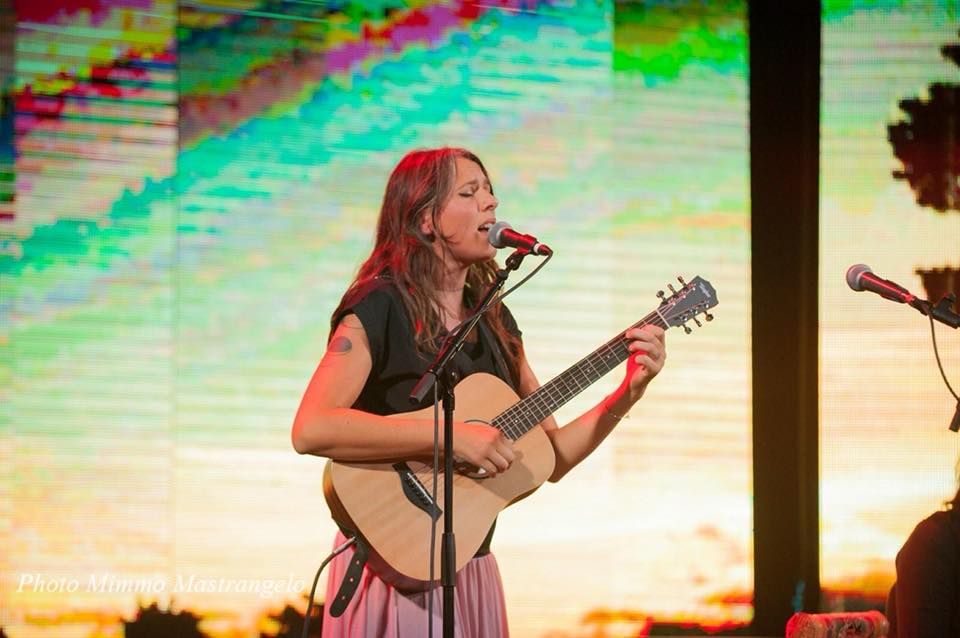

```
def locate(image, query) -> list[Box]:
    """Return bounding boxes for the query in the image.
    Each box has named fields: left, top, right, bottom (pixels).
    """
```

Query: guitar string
left=404, top=309, right=680, bottom=488
left=502, top=337, right=625, bottom=436
left=360, top=287, right=710, bottom=557
left=491, top=283, right=707, bottom=441
left=493, top=312, right=668, bottom=440
left=496, top=339, right=627, bottom=437
left=406, top=338, right=637, bottom=486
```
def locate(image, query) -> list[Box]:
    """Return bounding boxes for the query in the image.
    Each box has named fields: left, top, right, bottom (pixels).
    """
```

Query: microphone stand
left=408, top=248, right=532, bottom=638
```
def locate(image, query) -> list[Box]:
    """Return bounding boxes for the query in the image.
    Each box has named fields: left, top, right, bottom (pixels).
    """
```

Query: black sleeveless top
left=336, top=279, right=521, bottom=414
left=335, top=278, right=522, bottom=556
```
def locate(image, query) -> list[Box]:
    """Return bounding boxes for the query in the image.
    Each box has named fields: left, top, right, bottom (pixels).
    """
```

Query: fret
left=583, top=358, right=598, bottom=379
left=501, top=418, right=520, bottom=440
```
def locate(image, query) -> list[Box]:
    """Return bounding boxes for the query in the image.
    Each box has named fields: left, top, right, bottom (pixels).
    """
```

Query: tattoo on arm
left=328, top=336, right=353, bottom=355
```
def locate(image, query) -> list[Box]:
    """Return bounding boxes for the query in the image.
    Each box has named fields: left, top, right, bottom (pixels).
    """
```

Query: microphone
left=488, top=221, right=552, bottom=256
left=845, top=264, right=918, bottom=305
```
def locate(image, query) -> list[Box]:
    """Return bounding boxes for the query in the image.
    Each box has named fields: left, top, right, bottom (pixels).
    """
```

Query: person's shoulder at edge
left=898, top=508, right=959, bottom=561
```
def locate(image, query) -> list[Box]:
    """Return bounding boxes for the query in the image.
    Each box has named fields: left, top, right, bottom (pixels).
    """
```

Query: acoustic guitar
left=322, top=275, right=718, bottom=588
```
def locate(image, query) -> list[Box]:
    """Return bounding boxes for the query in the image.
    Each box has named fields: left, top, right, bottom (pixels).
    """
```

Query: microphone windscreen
left=488, top=221, right=512, bottom=249
left=845, top=263, right=873, bottom=292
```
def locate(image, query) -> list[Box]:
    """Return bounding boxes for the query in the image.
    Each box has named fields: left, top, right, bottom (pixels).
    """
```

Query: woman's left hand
left=623, top=325, right=666, bottom=402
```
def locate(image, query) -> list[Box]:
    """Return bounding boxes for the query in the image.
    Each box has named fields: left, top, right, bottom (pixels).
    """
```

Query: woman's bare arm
left=291, top=314, right=514, bottom=474
left=518, top=325, right=666, bottom=482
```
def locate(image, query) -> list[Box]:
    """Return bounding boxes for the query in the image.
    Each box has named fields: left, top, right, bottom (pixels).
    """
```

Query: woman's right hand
left=452, top=422, right=514, bottom=476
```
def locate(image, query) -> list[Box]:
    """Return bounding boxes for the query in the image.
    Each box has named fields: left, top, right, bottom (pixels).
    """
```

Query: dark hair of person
left=330, top=147, right=523, bottom=386
left=948, top=485, right=960, bottom=510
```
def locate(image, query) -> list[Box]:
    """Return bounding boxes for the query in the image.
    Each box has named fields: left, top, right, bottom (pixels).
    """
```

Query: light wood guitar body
left=323, top=372, right=555, bottom=588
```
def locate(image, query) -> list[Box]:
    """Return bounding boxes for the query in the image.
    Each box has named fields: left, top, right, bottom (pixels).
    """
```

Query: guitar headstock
left=656, top=275, right=719, bottom=334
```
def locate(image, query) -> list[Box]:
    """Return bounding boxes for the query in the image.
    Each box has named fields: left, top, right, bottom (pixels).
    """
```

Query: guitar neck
left=492, top=309, right=669, bottom=440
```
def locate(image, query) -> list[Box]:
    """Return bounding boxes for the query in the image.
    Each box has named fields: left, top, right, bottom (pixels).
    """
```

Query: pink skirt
left=320, top=531, right=510, bottom=638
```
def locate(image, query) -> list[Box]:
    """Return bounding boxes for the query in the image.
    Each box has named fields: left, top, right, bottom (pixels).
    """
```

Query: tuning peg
left=693, top=317, right=702, bottom=327
left=657, top=290, right=666, bottom=302
left=704, top=312, right=714, bottom=322
left=667, top=283, right=677, bottom=295
left=683, top=324, right=692, bottom=334
left=677, top=275, right=686, bottom=286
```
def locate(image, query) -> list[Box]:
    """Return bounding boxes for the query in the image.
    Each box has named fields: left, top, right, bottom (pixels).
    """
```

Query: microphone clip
left=918, top=293, right=960, bottom=329
left=504, top=247, right=533, bottom=271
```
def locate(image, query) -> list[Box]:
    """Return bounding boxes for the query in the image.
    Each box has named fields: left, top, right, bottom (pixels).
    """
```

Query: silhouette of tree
left=888, top=29, right=960, bottom=307
left=916, top=266, right=959, bottom=311
left=124, top=601, right=208, bottom=638
left=259, top=598, right=322, bottom=638
left=888, top=30, right=960, bottom=214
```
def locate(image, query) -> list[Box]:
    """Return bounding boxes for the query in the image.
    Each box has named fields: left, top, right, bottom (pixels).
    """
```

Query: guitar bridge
left=392, top=462, right=442, bottom=521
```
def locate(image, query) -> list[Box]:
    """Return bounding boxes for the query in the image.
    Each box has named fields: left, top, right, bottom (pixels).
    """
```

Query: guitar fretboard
left=492, top=309, right=668, bottom=440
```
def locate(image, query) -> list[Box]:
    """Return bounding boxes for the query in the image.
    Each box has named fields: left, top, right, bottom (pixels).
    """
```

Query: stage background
left=819, top=0, right=960, bottom=611
left=2, top=1, right=752, bottom=637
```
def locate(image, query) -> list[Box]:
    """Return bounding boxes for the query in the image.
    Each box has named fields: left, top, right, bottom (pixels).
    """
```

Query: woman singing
left=292, top=147, right=666, bottom=637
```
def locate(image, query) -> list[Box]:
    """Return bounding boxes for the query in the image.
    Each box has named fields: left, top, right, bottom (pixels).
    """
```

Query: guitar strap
left=328, top=529, right=369, bottom=617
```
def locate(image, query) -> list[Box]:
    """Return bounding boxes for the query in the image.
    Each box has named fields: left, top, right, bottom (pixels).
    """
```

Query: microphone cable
left=300, top=534, right=358, bottom=638
left=442, top=251, right=553, bottom=343
left=926, top=309, right=960, bottom=431
left=485, top=250, right=552, bottom=313
left=428, top=381, right=440, bottom=638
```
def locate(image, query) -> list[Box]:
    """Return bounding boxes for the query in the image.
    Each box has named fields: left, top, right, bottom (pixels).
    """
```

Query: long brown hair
left=948, top=460, right=960, bottom=510
left=331, top=147, right=523, bottom=385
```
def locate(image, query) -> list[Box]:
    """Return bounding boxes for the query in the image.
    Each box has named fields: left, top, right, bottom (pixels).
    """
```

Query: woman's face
left=425, top=156, right=499, bottom=269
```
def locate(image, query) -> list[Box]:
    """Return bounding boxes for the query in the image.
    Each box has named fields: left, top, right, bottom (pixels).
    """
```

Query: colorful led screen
left=1, top=1, right=752, bottom=636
